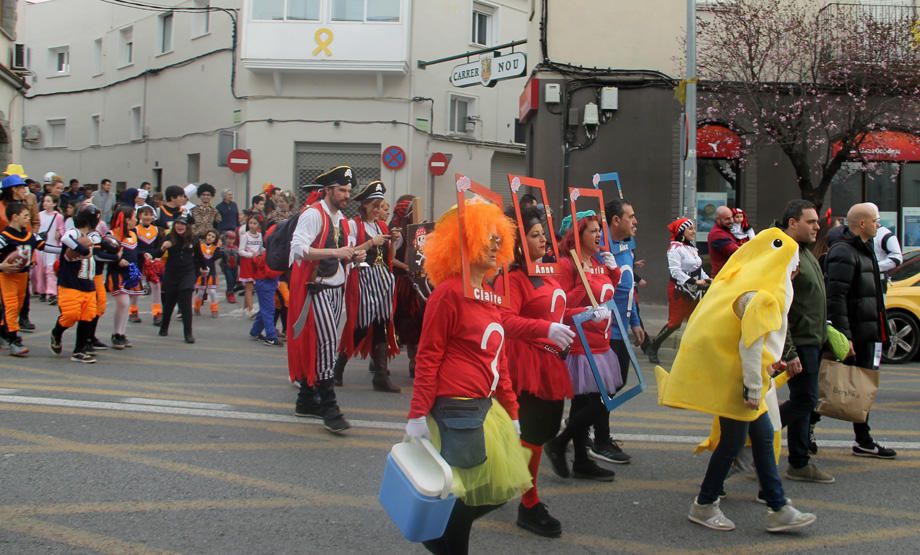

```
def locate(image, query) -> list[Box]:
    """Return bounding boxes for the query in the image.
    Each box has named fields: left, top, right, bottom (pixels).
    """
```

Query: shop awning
left=832, top=130, right=920, bottom=162
left=697, top=124, right=742, bottom=159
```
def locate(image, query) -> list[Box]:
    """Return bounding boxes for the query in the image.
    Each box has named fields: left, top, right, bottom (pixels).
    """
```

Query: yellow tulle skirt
left=427, top=401, right=533, bottom=507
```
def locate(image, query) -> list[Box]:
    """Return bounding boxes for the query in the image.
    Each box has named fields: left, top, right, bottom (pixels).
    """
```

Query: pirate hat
left=353, top=180, right=386, bottom=203
left=315, top=165, right=354, bottom=187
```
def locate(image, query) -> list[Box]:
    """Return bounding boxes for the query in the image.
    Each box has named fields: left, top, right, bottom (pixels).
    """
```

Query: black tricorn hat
left=315, top=165, right=354, bottom=187
left=352, top=180, right=386, bottom=203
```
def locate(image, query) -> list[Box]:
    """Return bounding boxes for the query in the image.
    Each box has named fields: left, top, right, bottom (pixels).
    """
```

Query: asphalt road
left=1, top=295, right=918, bottom=554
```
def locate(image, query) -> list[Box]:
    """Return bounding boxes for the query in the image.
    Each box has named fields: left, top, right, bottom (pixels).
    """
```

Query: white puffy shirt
left=667, top=241, right=709, bottom=284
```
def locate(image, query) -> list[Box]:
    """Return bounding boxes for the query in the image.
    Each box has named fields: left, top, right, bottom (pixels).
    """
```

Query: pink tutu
left=566, top=349, right=622, bottom=396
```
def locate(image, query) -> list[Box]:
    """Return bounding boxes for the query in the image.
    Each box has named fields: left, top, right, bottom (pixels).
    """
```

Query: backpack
left=264, top=214, right=301, bottom=272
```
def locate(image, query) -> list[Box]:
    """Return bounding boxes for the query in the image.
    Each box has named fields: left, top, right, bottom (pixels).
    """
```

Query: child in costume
left=248, top=250, right=283, bottom=346
left=159, top=215, right=205, bottom=344
left=135, top=205, right=163, bottom=324
left=32, top=193, right=65, bottom=304
left=0, top=201, right=50, bottom=356
left=544, top=215, right=622, bottom=482
left=656, top=228, right=817, bottom=533
left=50, top=205, right=101, bottom=363
left=333, top=180, right=401, bottom=393
left=389, top=194, right=426, bottom=378
left=106, top=206, right=144, bottom=349
left=731, top=208, right=755, bottom=244
left=238, top=215, right=263, bottom=317
left=220, top=230, right=239, bottom=304
left=194, top=230, right=223, bottom=318
left=87, top=217, right=119, bottom=353
left=647, top=218, right=710, bottom=364
left=404, top=198, right=532, bottom=555
left=496, top=206, right=575, bottom=538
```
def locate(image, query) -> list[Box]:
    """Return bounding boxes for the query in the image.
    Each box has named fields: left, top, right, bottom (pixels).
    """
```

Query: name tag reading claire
left=473, top=287, right=502, bottom=305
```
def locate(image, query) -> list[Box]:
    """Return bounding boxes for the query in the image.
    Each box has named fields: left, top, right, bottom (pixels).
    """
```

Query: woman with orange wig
left=544, top=214, right=622, bottom=482
left=404, top=198, right=534, bottom=555
left=105, top=205, right=143, bottom=349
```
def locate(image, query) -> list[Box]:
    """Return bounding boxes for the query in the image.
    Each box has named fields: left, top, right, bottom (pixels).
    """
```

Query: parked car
left=883, top=250, right=920, bottom=363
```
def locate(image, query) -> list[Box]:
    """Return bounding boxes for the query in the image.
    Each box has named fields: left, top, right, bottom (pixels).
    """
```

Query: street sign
left=449, top=52, right=527, bottom=88
left=428, top=152, right=449, bottom=176
left=227, top=149, right=251, bottom=174
left=381, top=145, right=406, bottom=170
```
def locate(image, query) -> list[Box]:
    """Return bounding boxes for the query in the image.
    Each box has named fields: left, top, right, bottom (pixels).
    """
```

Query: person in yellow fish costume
left=655, top=227, right=817, bottom=533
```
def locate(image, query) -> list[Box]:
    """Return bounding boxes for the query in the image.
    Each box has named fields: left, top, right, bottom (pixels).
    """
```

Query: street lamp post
left=681, top=0, right=698, bottom=220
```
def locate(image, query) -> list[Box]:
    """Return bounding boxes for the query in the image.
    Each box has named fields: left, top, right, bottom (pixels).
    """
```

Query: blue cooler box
left=379, top=438, right=457, bottom=542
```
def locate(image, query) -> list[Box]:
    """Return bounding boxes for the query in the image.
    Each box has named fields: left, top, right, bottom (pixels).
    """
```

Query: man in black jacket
left=824, top=202, right=896, bottom=459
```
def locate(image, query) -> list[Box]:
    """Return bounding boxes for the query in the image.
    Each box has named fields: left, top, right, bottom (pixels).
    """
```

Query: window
left=287, top=0, right=320, bottom=20
left=187, top=153, right=201, bottom=183
left=48, top=119, right=66, bottom=147
left=449, top=95, right=476, bottom=134
left=0, top=0, right=17, bottom=39
left=366, top=0, right=399, bottom=22
left=130, top=106, right=143, bottom=140
left=158, top=12, right=173, bottom=53
left=91, top=114, right=101, bottom=146
left=192, top=0, right=210, bottom=36
left=93, top=38, right=103, bottom=74
left=252, top=0, right=284, bottom=20
left=120, top=27, right=134, bottom=66
left=472, top=2, right=494, bottom=46
left=49, top=46, right=69, bottom=74
left=332, top=0, right=364, bottom=21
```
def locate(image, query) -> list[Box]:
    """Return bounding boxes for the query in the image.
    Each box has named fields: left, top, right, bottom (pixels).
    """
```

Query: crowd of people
left=1, top=160, right=905, bottom=552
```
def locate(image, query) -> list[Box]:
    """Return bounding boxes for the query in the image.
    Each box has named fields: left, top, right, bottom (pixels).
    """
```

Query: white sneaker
left=766, top=504, right=817, bottom=533
left=688, top=498, right=735, bottom=531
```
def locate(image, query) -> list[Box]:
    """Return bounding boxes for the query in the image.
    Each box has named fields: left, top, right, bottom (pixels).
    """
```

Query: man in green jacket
left=779, top=199, right=835, bottom=483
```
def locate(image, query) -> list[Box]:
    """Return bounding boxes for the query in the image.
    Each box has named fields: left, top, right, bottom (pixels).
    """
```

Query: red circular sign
left=382, top=145, right=406, bottom=170
left=428, top=152, right=449, bottom=176
left=227, top=149, right=251, bottom=173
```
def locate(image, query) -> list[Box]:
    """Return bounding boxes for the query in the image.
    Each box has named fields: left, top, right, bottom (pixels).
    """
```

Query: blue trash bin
left=379, top=437, right=457, bottom=542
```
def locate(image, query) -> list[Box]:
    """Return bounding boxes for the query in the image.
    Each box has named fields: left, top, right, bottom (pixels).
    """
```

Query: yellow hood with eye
left=655, top=227, right=799, bottom=421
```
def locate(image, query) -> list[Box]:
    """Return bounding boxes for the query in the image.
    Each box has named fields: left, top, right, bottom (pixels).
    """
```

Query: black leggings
left=161, top=288, right=193, bottom=336
left=559, top=393, right=608, bottom=462
left=422, top=500, right=501, bottom=555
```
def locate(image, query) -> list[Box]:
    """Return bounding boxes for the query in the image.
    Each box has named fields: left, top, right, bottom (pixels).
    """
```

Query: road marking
left=0, top=388, right=17, bottom=394
left=2, top=394, right=920, bottom=450
left=121, top=398, right=234, bottom=410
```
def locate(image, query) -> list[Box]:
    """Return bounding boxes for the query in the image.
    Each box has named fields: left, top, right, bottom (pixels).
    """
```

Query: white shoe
left=766, top=504, right=817, bottom=533
left=688, top=498, right=735, bottom=531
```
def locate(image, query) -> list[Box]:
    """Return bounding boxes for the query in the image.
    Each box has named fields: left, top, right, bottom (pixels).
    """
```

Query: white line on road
left=121, top=398, right=234, bottom=410
left=1, top=394, right=919, bottom=450
left=0, top=389, right=19, bottom=395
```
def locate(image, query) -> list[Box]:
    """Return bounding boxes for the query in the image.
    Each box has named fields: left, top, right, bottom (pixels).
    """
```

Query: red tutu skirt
left=239, top=257, right=255, bottom=282
left=506, top=340, right=573, bottom=401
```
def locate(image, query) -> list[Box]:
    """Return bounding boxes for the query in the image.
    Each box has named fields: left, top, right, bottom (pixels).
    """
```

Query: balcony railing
left=818, top=3, right=920, bottom=71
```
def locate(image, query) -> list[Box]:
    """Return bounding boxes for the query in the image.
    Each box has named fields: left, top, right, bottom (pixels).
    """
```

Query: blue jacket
left=608, top=237, right=641, bottom=340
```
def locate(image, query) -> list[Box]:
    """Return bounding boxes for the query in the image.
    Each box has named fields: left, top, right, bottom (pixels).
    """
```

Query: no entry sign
left=382, top=145, right=406, bottom=170
left=428, top=152, right=449, bottom=176
left=227, top=149, right=251, bottom=173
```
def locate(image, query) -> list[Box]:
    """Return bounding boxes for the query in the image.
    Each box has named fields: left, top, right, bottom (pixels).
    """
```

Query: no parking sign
left=382, top=145, right=406, bottom=171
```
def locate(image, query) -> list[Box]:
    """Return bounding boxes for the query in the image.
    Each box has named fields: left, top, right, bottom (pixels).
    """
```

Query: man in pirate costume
left=389, top=194, right=426, bottom=379
left=333, top=180, right=401, bottom=393
left=288, top=166, right=366, bottom=433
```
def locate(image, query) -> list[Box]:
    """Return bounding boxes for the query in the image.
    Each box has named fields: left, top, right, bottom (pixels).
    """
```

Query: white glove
left=599, top=251, right=617, bottom=271
left=548, top=322, right=575, bottom=350
left=512, top=419, right=521, bottom=436
left=405, top=416, right=430, bottom=440
left=591, top=306, right=611, bottom=323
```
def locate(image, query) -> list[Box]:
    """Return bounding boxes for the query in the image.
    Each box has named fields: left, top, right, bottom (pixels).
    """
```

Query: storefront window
left=902, top=163, right=920, bottom=252
left=829, top=163, right=862, bottom=219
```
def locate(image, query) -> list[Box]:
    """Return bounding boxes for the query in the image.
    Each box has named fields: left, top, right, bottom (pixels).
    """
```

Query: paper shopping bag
left=816, top=359, right=879, bottom=424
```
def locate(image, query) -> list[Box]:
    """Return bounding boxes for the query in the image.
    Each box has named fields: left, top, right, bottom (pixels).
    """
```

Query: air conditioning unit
left=11, top=44, right=27, bottom=70
left=21, top=125, right=41, bottom=143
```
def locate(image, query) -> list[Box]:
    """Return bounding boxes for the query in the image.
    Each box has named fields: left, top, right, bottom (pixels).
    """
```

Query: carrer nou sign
left=449, top=52, right=527, bottom=87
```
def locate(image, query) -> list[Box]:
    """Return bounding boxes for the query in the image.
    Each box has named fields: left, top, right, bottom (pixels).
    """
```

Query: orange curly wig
left=424, top=198, right=516, bottom=286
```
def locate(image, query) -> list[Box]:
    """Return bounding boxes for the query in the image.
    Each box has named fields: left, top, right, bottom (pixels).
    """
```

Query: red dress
left=498, top=269, right=572, bottom=401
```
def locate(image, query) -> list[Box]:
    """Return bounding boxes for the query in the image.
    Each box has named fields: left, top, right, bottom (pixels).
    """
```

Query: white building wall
left=19, top=0, right=528, bottom=217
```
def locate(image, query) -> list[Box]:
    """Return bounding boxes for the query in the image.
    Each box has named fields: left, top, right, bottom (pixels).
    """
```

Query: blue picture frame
left=592, top=171, right=636, bottom=251
left=571, top=299, right=646, bottom=412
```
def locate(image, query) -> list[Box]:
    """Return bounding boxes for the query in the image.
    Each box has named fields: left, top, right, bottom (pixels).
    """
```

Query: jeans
left=698, top=412, right=786, bottom=511
left=250, top=278, right=279, bottom=340
left=223, top=265, right=238, bottom=294
left=780, top=345, right=821, bottom=468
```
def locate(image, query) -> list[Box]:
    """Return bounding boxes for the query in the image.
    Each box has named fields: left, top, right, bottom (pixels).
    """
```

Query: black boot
left=372, top=343, right=400, bottom=393
left=646, top=324, right=677, bottom=364
left=407, top=343, right=418, bottom=379
left=332, top=354, right=348, bottom=387
left=517, top=502, right=562, bottom=538
left=317, top=378, right=350, bottom=433
left=294, top=383, right=323, bottom=419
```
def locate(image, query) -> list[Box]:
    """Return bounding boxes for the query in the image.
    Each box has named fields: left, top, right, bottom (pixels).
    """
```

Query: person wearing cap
left=262, top=182, right=278, bottom=213
left=158, top=214, right=206, bottom=344
left=91, top=179, right=116, bottom=224
left=182, top=183, right=198, bottom=213
left=191, top=183, right=221, bottom=238
left=288, top=165, right=366, bottom=433
left=332, top=179, right=401, bottom=393
left=646, top=218, right=710, bottom=364
left=0, top=173, right=40, bottom=333
left=134, top=188, right=154, bottom=214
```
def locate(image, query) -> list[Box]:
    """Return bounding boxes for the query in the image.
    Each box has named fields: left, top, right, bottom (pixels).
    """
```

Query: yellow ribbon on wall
left=312, top=28, right=334, bottom=56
